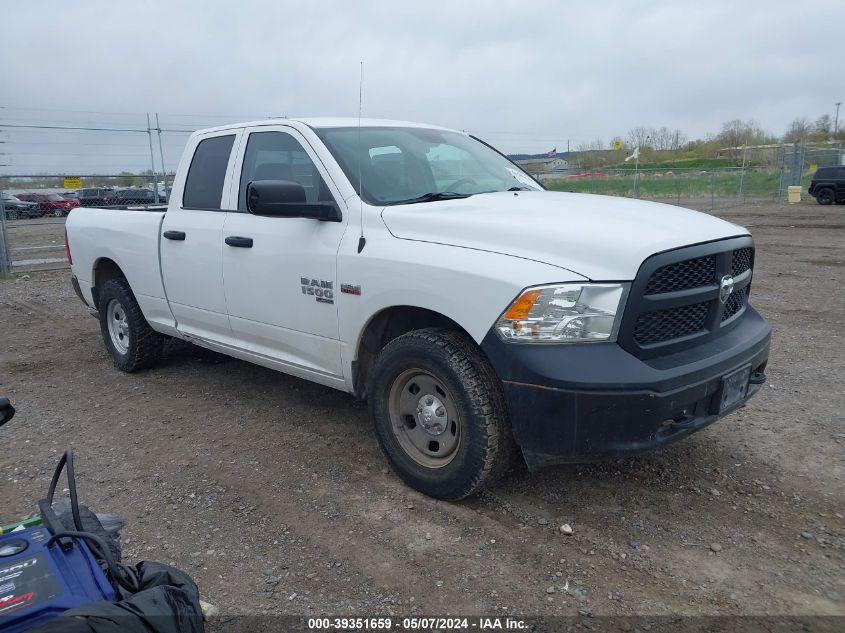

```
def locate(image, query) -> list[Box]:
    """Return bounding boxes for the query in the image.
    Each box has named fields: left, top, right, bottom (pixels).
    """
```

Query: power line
left=0, top=124, right=148, bottom=133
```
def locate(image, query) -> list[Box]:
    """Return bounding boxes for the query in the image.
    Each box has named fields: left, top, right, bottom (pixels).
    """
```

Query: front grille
left=620, top=238, right=755, bottom=356
left=645, top=256, right=715, bottom=294
left=721, top=286, right=747, bottom=321
left=634, top=302, right=709, bottom=345
left=732, top=247, right=753, bottom=275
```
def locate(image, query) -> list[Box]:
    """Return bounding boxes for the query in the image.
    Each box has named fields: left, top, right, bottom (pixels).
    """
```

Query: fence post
left=0, top=188, right=10, bottom=274
left=146, top=113, right=159, bottom=203
left=633, top=152, right=640, bottom=198
left=155, top=113, right=167, bottom=198
left=710, top=173, right=715, bottom=210
left=738, top=144, right=747, bottom=204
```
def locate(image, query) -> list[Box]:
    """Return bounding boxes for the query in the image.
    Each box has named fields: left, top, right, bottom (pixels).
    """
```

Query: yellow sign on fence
left=63, top=177, right=82, bottom=189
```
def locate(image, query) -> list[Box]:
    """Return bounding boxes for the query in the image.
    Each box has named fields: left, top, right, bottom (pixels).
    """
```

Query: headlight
left=495, top=283, right=630, bottom=343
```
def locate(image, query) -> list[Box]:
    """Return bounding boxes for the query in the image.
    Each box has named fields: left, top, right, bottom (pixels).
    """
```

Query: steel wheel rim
left=388, top=369, right=462, bottom=468
left=106, top=299, right=130, bottom=355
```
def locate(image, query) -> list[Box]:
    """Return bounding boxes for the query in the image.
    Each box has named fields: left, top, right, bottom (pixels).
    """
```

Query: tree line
left=573, top=113, right=844, bottom=168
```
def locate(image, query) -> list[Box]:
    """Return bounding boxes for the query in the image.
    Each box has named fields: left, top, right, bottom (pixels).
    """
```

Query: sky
left=2, top=0, right=843, bottom=175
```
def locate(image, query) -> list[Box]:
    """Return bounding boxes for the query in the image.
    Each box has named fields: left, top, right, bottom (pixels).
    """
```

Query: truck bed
left=66, top=206, right=171, bottom=325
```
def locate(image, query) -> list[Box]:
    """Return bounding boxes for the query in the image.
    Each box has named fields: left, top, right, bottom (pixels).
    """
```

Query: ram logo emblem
left=719, top=275, right=734, bottom=304
left=301, top=277, right=334, bottom=304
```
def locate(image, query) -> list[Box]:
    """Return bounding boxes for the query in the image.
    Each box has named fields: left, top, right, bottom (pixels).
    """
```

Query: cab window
left=183, top=134, right=236, bottom=209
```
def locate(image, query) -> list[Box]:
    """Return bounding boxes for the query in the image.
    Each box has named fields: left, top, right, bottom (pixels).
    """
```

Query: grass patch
left=545, top=170, right=783, bottom=199
left=607, top=157, right=744, bottom=170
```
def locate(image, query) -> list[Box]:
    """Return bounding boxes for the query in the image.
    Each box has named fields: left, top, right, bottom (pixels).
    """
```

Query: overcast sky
left=2, top=0, right=843, bottom=175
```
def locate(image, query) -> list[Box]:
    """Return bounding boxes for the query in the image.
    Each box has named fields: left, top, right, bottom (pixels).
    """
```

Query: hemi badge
left=341, top=284, right=362, bottom=296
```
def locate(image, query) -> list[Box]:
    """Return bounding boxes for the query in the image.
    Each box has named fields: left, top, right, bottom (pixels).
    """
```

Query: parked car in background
left=16, top=192, right=80, bottom=216
left=62, top=191, right=79, bottom=201
left=2, top=192, right=42, bottom=219
left=76, top=187, right=116, bottom=207
left=107, top=188, right=162, bottom=205
left=807, top=166, right=845, bottom=205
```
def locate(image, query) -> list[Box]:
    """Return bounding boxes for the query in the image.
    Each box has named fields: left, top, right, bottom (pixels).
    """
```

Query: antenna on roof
left=357, top=61, right=366, bottom=254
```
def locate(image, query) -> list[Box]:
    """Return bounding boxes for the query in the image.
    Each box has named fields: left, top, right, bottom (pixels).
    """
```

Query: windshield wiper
left=507, top=186, right=534, bottom=191
left=392, top=191, right=473, bottom=205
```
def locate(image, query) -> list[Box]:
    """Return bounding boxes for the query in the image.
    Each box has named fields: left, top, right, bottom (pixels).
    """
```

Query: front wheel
left=816, top=188, right=834, bottom=205
left=52, top=208, right=64, bottom=217
left=97, top=278, right=164, bottom=372
left=369, top=328, right=515, bottom=500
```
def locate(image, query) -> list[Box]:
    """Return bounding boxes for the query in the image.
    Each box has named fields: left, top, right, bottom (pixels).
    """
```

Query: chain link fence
left=529, top=142, right=844, bottom=210
left=539, top=166, right=774, bottom=210
left=0, top=174, right=167, bottom=273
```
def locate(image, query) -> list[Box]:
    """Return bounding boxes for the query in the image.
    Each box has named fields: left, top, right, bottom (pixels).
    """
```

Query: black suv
left=77, top=187, right=115, bottom=206
left=109, top=188, right=162, bottom=205
left=808, top=166, right=845, bottom=205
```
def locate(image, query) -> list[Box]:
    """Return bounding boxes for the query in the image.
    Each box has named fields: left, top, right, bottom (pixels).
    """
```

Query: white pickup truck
left=66, top=118, right=771, bottom=500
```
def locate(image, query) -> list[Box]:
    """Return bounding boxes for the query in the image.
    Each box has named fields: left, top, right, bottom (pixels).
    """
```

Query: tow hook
left=749, top=371, right=767, bottom=385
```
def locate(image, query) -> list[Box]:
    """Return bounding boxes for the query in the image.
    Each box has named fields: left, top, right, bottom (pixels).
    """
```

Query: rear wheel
left=97, top=278, right=164, bottom=372
left=816, top=188, right=834, bottom=205
left=369, top=328, right=515, bottom=500
left=52, top=208, right=64, bottom=217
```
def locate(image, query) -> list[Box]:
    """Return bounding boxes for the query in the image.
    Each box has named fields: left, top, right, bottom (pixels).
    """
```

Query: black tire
left=7, top=209, right=19, bottom=220
left=369, top=328, right=515, bottom=500
left=97, top=278, right=164, bottom=372
left=816, top=188, right=834, bottom=205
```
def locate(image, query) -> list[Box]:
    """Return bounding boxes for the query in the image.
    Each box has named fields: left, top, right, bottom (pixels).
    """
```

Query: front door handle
left=225, top=236, right=253, bottom=248
left=163, top=230, right=186, bottom=241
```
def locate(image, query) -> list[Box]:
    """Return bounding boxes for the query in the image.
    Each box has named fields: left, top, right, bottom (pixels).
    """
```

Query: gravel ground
left=0, top=201, right=843, bottom=621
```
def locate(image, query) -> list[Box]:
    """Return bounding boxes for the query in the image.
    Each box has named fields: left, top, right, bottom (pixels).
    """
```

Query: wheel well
left=353, top=306, right=470, bottom=399
left=91, top=258, right=126, bottom=308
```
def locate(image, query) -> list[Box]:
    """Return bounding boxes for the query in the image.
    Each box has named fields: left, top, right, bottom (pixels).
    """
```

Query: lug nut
left=435, top=406, right=445, bottom=417
left=425, top=397, right=433, bottom=405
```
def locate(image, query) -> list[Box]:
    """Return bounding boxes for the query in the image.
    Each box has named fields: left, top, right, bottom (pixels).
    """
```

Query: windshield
left=45, top=194, right=64, bottom=201
left=312, top=126, right=543, bottom=205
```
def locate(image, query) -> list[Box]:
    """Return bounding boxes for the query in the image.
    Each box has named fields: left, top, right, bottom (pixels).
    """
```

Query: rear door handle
left=225, top=236, right=253, bottom=248
left=163, top=230, right=186, bottom=241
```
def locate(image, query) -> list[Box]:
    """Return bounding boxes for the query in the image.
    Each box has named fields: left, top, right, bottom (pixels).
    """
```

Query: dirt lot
left=0, top=201, right=843, bottom=622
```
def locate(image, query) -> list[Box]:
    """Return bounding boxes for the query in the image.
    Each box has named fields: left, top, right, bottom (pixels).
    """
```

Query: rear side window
left=183, top=134, right=236, bottom=209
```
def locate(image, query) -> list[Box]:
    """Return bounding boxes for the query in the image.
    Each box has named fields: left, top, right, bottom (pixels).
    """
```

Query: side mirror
left=247, top=180, right=341, bottom=222
left=0, top=397, right=15, bottom=428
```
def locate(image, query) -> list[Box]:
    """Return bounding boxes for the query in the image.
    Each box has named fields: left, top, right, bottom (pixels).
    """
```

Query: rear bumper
left=481, top=306, right=771, bottom=470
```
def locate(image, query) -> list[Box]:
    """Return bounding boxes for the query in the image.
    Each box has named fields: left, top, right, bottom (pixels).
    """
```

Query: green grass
left=545, top=169, right=783, bottom=199
left=607, top=157, right=743, bottom=170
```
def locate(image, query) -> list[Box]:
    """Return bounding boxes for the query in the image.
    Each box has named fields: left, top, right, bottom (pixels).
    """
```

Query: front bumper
left=481, top=306, right=771, bottom=470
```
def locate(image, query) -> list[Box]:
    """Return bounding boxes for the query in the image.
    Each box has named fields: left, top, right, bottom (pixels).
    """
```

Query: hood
left=380, top=191, right=748, bottom=280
